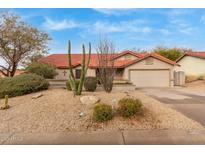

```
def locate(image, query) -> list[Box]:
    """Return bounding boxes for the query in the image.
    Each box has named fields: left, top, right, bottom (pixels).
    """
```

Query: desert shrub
left=0, top=74, right=49, bottom=98
left=198, top=74, right=205, bottom=80
left=25, top=62, right=58, bottom=79
left=118, top=98, right=142, bottom=117
left=0, top=95, right=9, bottom=110
left=185, top=75, right=199, bottom=83
left=66, top=79, right=80, bottom=90
left=93, top=103, right=113, bottom=122
left=84, top=77, right=97, bottom=92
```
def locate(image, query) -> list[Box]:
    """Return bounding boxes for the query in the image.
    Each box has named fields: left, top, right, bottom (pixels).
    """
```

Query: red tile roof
left=40, top=51, right=177, bottom=69
left=176, top=52, right=205, bottom=62
left=40, top=54, right=99, bottom=69
left=150, top=52, right=178, bottom=65
left=119, top=52, right=178, bottom=67
left=186, top=52, right=205, bottom=58
left=112, top=50, right=143, bottom=59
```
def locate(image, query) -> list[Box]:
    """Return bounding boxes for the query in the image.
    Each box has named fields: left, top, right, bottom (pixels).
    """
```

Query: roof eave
left=112, top=51, right=141, bottom=60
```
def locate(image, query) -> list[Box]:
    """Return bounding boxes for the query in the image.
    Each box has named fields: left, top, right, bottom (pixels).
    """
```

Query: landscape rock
left=80, top=95, right=100, bottom=105
left=32, top=93, right=43, bottom=99
left=111, top=98, right=117, bottom=104
left=79, top=112, right=85, bottom=117
left=111, top=98, right=118, bottom=111
left=124, top=91, right=130, bottom=96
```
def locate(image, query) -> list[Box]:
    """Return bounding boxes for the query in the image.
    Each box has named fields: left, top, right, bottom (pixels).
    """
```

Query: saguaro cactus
left=67, top=41, right=91, bottom=95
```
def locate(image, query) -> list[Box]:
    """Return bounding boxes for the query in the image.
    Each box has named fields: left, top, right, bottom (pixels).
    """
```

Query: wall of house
left=122, top=57, right=175, bottom=86
left=174, top=56, right=205, bottom=76
left=55, top=66, right=96, bottom=80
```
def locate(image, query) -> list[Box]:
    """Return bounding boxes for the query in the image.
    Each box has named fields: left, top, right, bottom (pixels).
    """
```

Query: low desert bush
left=198, top=74, right=205, bottom=80
left=25, top=62, right=58, bottom=79
left=0, top=74, right=49, bottom=98
left=66, top=79, right=80, bottom=90
left=93, top=103, right=113, bottom=122
left=84, top=77, right=97, bottom=92
left=185, top=75, right=199, bottom=83
left=118, top=98, right=142, bottom=117
left=0, top=95, right=9, bottom=110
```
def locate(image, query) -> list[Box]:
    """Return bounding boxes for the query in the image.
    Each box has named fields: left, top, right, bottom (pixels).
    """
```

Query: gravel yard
left=184, top=80, right=205, bottom=90
left=0, top=89, right=203, bottom=133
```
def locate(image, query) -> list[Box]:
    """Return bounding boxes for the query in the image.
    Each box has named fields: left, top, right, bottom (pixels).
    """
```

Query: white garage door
left=130, top=70, right=170, bottom=87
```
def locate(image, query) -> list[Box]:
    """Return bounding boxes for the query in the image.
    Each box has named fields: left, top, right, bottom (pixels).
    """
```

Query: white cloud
left=93, top=8, right=140, bottom=16
left=169, top=19, right=195, bottom=35
left=142, top=27, right=152, bottom=33
left=168, top=9, right=190, bottom=16
left=200, top=15, right=205, bottom=23
left=93, top=21, right=122, bottom=33
left=43, top=18, right=78, bottom=30
left=166, top=9, right=196, bottom=19
left=164, top=9, right=198, bottom=36
left=90, top=19, right=151, bottom=34
left=159, top=29, right=171, bottom=35
left=179, top=27, right=195, bottom=35
left=42, top=16, right=151, bottom=35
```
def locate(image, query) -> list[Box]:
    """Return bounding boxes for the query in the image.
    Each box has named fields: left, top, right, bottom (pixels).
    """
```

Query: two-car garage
left=129, top=69, right=170, bottom=87
left=123, top=55, right=176, bottom=87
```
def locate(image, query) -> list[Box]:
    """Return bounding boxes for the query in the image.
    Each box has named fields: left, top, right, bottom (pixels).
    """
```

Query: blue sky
left=1, top=8, right=205, bottom=54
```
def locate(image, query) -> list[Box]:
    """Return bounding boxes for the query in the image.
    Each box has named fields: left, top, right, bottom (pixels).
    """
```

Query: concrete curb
left=1, top=130, right=124, bottom=145
left=1, top=129, right=205, bottom=145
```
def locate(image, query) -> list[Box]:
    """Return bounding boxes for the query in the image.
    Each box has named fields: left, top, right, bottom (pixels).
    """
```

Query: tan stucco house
left=175, top=52, right=205, bottom=76
left=41, top=50, right=179, bottom=87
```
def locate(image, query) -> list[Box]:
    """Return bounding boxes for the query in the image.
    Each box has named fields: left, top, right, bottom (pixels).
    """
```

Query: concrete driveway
left=141, top=87, right=205, bottom=126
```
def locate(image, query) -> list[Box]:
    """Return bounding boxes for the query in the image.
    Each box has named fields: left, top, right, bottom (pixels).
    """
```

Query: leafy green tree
left=0, top=12, right=51, bottom=77
left=25, top=62, right=58, bottom=79
left=154, top=46, right=187, bottom=61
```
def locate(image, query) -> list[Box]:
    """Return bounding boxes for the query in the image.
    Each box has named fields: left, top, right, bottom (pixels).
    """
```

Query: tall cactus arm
left=85, top=43, right=91, bottom=73
left=68, top=75, right=75, bottom=91
left=82, top=44, right=86, bottom=72
left=68, top=41, right=75, bottom=79
left=77, top=44, right=86, bottom=94
left=68, top=41, right=76, bottom=92
left=77, top=43, right=91, bottom=95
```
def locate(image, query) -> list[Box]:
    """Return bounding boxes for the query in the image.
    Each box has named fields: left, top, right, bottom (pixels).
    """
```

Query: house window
left=145, top=58, right=154, bottom=65
left=75, top=69, right=81, bottom=79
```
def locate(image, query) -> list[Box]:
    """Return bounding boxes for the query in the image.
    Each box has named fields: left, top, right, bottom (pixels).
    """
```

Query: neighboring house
left=175, top=52, right=205, bottom=76
left=41, top=50, right=179, bottom=87
left=0, top=69, right=24, bottom=77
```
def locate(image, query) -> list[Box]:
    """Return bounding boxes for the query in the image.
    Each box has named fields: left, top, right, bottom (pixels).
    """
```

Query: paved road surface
left=141, top=87, right=205, bottom=126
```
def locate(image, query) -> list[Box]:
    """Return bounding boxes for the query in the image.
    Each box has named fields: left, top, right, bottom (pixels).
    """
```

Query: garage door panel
left=130, top=70, right=169, bottom=87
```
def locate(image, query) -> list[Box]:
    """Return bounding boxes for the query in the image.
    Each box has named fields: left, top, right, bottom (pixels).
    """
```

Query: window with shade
left=75, top=69, right=81, bottom=79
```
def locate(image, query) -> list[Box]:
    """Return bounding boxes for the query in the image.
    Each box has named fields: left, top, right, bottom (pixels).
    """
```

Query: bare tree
left=0, top=12, right=50, bottom=77
left=97, top=39, right=116, bottom=93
